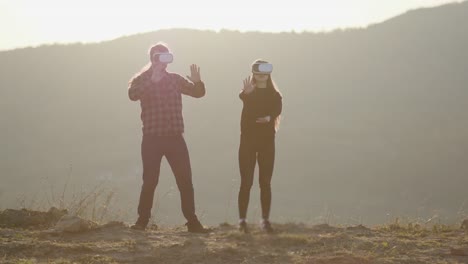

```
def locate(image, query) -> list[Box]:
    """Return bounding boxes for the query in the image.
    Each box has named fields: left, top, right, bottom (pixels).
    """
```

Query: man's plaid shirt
left=128, top=69, right=205, bottom=135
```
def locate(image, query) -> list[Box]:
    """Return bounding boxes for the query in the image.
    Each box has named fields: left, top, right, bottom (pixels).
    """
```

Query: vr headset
left=153, top=52, right=173, bottom=63
left=252, top=62, right=273, bottom=74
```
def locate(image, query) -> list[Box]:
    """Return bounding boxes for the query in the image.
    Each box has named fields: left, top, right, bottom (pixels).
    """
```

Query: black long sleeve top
left=239, top=88, right=282, bottom=138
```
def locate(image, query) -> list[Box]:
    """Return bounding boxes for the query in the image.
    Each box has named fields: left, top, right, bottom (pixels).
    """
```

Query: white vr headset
left=252, top=62, right=273, bottom=74
left=153, top=52, right=173, bottom=63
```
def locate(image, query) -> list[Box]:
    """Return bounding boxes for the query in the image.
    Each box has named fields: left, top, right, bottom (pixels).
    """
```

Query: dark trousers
left=137, top=134, right=197, bottom=224
left=238, top=134, right=275, bottom=219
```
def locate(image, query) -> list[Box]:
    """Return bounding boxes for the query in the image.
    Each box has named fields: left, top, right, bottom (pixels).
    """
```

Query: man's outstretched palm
left=187, top=64, right=201, bottom=83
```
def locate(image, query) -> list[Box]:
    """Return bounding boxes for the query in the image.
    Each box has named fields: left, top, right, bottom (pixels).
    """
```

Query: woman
left=238, top=59, right=283, bottom=233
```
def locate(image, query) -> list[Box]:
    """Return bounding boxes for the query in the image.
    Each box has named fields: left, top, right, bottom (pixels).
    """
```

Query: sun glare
left=0, top=0, right=462, bottom=50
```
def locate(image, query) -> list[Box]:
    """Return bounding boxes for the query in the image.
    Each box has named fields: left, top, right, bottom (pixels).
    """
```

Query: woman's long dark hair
left=251, top=59, right=283, bottom=131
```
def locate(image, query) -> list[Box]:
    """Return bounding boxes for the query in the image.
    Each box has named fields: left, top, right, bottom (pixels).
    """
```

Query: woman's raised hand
left=242, top=76, right=255, bottom=94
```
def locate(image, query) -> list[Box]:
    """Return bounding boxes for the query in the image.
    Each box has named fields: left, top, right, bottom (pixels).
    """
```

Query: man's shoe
left=186, top=220, right=211, bottom=233
left=131, top=223, right=147, bottom=231
left=130, top=219, right=148, bottom=231
left=261, top=220, right=274, bottom=233
left=239, top=220, right=249, bottom=234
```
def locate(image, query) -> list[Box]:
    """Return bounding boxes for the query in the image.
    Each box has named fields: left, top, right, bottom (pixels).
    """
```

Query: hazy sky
left=0, top=0, right=462, bottom=51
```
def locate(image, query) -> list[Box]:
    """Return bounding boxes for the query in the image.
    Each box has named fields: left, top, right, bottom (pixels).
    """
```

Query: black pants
left=238, top=134, right=275, bottom=219
left=136, top=134, right=198, bottom=224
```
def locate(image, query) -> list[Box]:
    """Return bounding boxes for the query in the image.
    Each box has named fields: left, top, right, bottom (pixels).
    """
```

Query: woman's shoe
left=239, top=220, right=249, bottom=233
left=261, top=220, right=274, bottom=233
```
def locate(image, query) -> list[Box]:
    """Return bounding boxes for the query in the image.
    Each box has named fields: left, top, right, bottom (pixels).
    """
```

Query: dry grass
left=1, top=212, right=467, bottom=264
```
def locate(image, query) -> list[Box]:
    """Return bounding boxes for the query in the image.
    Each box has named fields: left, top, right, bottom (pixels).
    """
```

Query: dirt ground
left=1, top=209, right=468, bottom=264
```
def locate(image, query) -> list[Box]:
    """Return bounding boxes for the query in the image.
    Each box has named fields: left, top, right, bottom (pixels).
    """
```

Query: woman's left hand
left=187, top=64, right=201, bottom=83
left=256, top=116, right=271, bottom=123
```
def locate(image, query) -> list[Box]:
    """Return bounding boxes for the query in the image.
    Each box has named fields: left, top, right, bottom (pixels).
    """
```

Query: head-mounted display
left=252, top=62, right=273, bottom=74
left=153, top=53, right=173, bottom=63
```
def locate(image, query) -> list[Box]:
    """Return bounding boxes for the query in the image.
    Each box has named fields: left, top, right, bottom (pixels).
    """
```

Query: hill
left=0, top=1, right=467, bottom=225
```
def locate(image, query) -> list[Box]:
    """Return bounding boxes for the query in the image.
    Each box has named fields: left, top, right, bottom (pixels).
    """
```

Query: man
left=128, top=42, right=209, bottom=233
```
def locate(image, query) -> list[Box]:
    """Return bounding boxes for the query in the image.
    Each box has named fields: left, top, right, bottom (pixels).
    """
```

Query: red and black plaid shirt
left=128, top=69, right=205, bottom=135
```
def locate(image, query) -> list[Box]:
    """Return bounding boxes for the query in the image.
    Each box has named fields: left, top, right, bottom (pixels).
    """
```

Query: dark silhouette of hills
left=1, top=1, right=467, bottom=224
